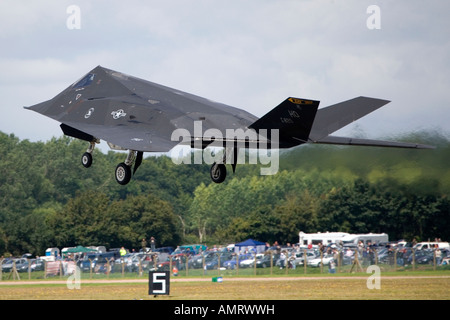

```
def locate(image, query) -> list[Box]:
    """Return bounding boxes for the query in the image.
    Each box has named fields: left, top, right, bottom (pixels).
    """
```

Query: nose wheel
left=81, top=152, right=93, bottom=168
left=81, top=140, right=98, bottom=168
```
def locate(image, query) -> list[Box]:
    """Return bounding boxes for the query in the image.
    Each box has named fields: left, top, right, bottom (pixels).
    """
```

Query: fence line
left=0, top=247, right=448, bottom=281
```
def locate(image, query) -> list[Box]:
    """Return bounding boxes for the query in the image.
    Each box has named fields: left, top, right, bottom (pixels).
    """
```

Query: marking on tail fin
left=288, top=98, right=314, bottom=105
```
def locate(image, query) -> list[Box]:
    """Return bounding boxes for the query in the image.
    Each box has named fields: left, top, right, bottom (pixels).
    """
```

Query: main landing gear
left=115, top=150, right=143, bottom=185
left=209, top=146, right=238, bottom=184
left=82, top=141, right=235, bottom=185
left=115, top=150, right=135, bottom=185
left=210, top=163, right=227, bottom=183
left=81, top=141, right=143, bottom=186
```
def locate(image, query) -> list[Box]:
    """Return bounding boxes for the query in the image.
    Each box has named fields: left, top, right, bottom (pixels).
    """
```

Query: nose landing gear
left=81, top=140, right=99, bottom=168
left=81, top=140, right=143, bottom=186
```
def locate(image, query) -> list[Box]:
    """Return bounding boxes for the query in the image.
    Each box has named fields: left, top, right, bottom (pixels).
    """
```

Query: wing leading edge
left=313, top=135, right=435, bottom=149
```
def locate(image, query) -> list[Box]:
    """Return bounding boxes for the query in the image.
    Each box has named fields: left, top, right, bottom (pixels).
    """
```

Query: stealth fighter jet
left=25, top=66, right=433, bottom=185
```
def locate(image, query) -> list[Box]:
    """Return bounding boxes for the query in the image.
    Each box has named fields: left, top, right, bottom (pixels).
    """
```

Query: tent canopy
left=65, top=245, right=97, bottom=253
left=234, top=239, right=266, bottom=254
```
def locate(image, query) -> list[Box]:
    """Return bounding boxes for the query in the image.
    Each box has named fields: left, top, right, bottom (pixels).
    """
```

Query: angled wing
left=25, top=66, right=259, bottom=152
left=308, top=96, right=435, bottom=149
left=309, top=96, right=390, bottom=141
left=26, top=95, right=180, bottom=152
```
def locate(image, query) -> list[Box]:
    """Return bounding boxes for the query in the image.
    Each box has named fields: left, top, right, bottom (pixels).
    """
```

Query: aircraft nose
left=24, top=99, right=55, bottom=114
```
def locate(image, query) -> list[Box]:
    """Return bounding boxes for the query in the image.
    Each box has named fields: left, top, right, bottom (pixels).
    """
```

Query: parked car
left=275, top=251, right=300, bottom=268
left=205, top=252, right=234, bottom=270
left=376, top=248, right=395, bottom=264
left=255, top=254, right=276, bottom=268
left=414, top=242, right=450, bottom=250
left=293, top=250, right=319, bottom=266
left=239, top=254, right=262, bottom=268
left=2, top=258, right=29, bottom=273
left=157, top=254, right=188, bottom=271
left=408, top=249, right=434, bottom=265
left=15, top=259, right=31, bottom=273
left=30, top=259, right=45, bottom=272
left=223, top=253, right=252, bottom=269
left=1, top=258, right=13, bottom=272
left=171, top=245, right=206, bottom=257
left=190, top=252, right=215, bottom=269
left=308, top=253, right=335, bottom=267
left=415, top=250, right=435, bottom=265
left=78, top=252, right=118, bottom=273
left=154, top=247, right=174, bottom=254
left=3, top=258, right=44, bottom=273
left=78, top=254, right=98, bottom=272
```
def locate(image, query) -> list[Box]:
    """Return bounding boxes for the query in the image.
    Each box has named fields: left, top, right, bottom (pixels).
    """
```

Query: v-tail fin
left=249, top=97, right=319, bottom=148
left=309, top=96, right=390, bottom=141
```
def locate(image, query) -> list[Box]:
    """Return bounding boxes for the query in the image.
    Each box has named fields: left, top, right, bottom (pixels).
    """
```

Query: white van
left=413, top=242, right=449, bottom=250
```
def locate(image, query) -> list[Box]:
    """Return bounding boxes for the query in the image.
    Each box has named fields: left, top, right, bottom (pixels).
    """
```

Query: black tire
left=115, top=162, right=132, bottom=185
left=81, top=152, right=93, bottom=168
left=210, top=163, right=227, bottom=183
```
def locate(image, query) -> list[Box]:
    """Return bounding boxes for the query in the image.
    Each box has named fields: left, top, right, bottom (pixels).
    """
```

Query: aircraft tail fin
left=309, top=96, right=390, bottom=141
left=249, top=97, right=319, bottom=148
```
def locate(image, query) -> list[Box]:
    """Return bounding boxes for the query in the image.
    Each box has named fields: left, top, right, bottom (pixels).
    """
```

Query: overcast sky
left=0, top=0, right=448, bottom=151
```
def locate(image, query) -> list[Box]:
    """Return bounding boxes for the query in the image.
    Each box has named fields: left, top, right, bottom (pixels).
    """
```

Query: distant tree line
left=0, top=130, right=448, bottom=256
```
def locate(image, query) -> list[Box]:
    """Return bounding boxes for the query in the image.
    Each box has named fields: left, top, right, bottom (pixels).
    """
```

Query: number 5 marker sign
left=149, top=271, right=170, bottom=296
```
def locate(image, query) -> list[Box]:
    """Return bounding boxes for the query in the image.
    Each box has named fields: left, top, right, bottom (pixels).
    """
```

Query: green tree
left=272, top=190, right=319, bottom=243
left=109, top=194, right=181, bottom=248
left=46, top=191, right=111, bottom=247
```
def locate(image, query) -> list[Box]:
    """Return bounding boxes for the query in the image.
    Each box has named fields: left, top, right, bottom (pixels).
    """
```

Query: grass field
left=0, top=272, right=449, bottom=300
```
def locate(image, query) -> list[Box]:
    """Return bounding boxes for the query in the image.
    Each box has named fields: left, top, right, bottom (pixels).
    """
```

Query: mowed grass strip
left=0, top=276, right=449, bottom=300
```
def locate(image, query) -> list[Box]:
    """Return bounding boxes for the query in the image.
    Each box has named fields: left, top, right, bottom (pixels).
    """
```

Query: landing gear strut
left=115, top=150, right=135, bottom=185
left=209, top=146, right=238, bottom=184
left=81, top=140, right=98, bottom=168
left=79, top=139, right=143, bottom=186
left=115, top=150, right=143, bottom=185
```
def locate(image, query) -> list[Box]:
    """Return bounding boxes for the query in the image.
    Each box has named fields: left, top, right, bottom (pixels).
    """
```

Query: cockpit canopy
left=73, top=73, right=95, bottom=89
